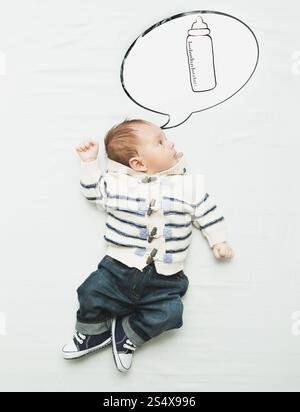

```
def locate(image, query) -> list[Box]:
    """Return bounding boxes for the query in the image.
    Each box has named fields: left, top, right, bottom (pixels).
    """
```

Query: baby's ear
left=129, top=157, right=147, bottom=171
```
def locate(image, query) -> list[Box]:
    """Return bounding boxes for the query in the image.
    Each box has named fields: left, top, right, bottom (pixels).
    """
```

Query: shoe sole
left=111, top=317, right=131, bottom=373
left=62, top=336, right=112, bottom=360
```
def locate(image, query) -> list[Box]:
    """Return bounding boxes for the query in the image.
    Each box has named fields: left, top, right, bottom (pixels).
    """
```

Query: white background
left=0, top=0, right=300, bottom=392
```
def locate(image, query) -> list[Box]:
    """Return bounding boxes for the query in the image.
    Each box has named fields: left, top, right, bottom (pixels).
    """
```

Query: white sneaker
left=62, top=329, right=112, bottom=360
left=111, top=316, right=137, bottom=372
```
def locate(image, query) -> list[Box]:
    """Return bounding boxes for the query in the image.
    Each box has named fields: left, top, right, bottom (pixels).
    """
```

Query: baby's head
left=104, top=118, right=183, bottom=174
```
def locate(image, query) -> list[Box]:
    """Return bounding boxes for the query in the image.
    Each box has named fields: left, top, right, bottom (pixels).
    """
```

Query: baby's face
left=129, top=122, right=183, bottom=174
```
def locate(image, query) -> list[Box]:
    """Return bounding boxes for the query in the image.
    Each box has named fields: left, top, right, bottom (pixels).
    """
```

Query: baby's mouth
left=174, top=151, right=183, bottom=159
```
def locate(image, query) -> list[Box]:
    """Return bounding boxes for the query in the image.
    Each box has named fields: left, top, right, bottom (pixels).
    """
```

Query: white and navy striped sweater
left=79, top=154, right=228, bottom=275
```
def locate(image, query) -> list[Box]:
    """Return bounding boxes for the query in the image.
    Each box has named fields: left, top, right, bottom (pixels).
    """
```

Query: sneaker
left=62, top=329, right=112, bottom=360
left=111, top=316, right=137, bottom=372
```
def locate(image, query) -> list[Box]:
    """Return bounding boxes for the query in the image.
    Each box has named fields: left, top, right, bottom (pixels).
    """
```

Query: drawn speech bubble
left=121, top=11, right=259, bottom=129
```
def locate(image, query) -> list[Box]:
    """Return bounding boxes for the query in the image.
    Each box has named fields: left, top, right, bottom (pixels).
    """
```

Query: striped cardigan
left=79, top=154, right=228, bottom=275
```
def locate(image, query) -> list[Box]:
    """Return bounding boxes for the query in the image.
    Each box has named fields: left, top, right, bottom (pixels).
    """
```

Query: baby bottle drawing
left=186, top=16, right=217, bottom=92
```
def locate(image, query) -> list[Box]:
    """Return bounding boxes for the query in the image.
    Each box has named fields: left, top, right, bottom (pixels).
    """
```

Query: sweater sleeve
left=191, top=183, right=228, bottom=247
left=79, top=159, right=107, bottom=211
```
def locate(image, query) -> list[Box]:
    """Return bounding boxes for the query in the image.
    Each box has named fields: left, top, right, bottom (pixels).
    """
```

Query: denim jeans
left=75, top=254, right=189, bottom=347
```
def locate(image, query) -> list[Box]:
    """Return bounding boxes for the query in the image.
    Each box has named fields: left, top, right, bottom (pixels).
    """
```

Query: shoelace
left=123, top=338, right=137, bottom=352
left=74, top=330, right=86, bottom=345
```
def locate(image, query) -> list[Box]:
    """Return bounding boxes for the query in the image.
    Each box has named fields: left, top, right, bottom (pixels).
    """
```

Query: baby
left=62, top=118, right=234, bottom=372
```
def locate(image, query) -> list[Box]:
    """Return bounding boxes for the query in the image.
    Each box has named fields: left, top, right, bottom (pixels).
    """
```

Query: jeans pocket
left=98, top=255, right=127, bottom=270
left=153, top=270, right=184, bottom=281
left=98, top=255, right=138, bottom=289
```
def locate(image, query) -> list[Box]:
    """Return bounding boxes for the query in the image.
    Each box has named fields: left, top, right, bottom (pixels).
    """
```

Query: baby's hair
left=104, top=117, right=148, bottom=167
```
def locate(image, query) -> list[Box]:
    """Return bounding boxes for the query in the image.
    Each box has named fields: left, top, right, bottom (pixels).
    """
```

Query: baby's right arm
left=75, top=140, right=107, bottom=211
left=75, top=139, right=99, bottom=163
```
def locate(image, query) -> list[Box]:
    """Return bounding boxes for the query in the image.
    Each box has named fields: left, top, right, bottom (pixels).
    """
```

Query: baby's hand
left=75, top=139, right=99, bottom=162
left=212, top=242, right=234, bottom=260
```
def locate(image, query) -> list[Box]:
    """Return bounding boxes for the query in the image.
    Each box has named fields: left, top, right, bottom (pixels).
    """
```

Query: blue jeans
left=75, top=255, right=189, bottom=347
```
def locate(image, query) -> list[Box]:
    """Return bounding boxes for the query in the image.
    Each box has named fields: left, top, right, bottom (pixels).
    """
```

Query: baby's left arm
left=211, top=242, right=234, bottom=260
left=191, top=191, right=234, bottom=261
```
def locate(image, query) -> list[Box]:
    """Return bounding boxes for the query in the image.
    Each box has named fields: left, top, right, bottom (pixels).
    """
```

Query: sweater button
left=150, top=248, right=158, bottom=257
left=146, top=248, right=158, bottom=264
left=141, top=176, right=157, bottom=183
left=147, top=227, right=158, bottom=242
left=149, top=176, right=157, bottom=182
left=146, top=255, right=153, bottom=264
left=147, top=199, right=156, bottom=216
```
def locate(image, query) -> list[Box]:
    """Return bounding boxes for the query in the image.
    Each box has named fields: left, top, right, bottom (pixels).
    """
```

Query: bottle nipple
left=191, top=16, right=208, bottom=30
left=188, top=16, right=210, bottom=35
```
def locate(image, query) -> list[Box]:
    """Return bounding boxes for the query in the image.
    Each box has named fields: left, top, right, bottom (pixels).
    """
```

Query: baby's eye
left=159, top=140, right=163, bottom=145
